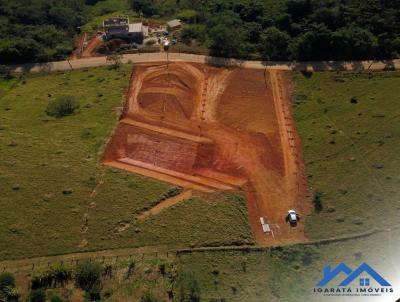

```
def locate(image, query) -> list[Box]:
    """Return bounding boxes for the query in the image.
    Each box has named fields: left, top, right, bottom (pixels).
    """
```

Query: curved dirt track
left=103, top=62, right=310, bottom=246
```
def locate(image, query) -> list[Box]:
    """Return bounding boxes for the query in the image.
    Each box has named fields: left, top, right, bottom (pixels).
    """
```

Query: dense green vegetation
left=2, top=0, right=400, bottom=63
left=0, top=0, right=87, bottom=63
left=0, top=0, right=129, bottom=64
left=294, top=71, right=400, bottom=239
left=130, top=0, right=400, bottom=60
left=0, top=67, right=253, bottom=260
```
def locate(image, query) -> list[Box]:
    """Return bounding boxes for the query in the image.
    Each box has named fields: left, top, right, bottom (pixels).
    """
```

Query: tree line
left=1, top=0, right=400, bottom=64
left=132, top=0, right=400, bottom=61
left=0, top=0, right=101, bottom=64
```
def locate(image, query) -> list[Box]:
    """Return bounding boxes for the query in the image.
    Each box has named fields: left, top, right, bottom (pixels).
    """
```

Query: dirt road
left=9, top=53, right=400, bottom=74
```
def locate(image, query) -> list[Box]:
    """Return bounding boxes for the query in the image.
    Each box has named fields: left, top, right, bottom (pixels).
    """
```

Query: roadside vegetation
left=0, top=67, right=253, bottom=260
left=294, top=71, right=400, bottom=239
left=2, top=0, right=400, bottom=64
left=129, top=0, right=400, bottom=60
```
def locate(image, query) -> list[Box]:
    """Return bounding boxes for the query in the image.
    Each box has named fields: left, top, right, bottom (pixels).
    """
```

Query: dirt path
left=81, top=35, right=103, bottom=57
left=137, top=190, right=193, bottom=220
left=9, top=53, right=400, bottom=74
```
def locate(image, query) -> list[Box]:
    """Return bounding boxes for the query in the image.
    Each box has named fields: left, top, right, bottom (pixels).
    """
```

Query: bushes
left=31, top=264, right=72, bottom=289
left=29, top=289, right=46, bottom=302
left=179, top=273, right=201, bottom=302
left=28, top=262, right=102, bottom=301
left=141, top=290, right=160, bottom=302
left=45, top=96, right=80, bottom=118
left=0, top=272, right=19, bottom=302
left=0, top=1, right=86, bottom=64
left=181, top=25, right=206, bottom=44
left=75, top=261, right=103, bottom=300
left=313, top=190, right=323, bottom=213
left=0, top=272, right=15, bottom=291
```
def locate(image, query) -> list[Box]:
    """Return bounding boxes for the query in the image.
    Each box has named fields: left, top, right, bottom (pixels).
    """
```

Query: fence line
left=2, top=223, right=397, bottom=273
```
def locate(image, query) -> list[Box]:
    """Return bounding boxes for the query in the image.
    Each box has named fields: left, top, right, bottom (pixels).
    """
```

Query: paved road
left=9, top=52, right=400, bottom=73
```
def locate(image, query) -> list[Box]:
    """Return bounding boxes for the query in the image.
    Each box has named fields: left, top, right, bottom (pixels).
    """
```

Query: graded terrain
left=103, top=62, right=310, bottom=245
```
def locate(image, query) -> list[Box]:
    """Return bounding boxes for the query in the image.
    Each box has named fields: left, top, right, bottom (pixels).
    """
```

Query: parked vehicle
left=286, top=210, right=300, bottom=226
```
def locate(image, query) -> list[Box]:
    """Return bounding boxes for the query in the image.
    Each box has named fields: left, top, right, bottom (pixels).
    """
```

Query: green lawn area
left=294, top=71, right=400, bottom=239
left=0, top=67, right=253, bottom=260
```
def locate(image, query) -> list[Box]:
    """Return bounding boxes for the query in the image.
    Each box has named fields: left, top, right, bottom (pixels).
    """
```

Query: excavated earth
left=103, top=62, right=310, bottom=246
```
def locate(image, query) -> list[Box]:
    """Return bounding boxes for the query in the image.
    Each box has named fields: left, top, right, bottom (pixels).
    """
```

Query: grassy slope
left=0, top=67, right=253, bottom=260
left=294, top=71, right=400, bottom=239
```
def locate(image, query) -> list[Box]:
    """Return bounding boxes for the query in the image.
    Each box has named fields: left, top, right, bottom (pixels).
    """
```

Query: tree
left=313, top=190, right=323, bottom=213
left=29, top=289, right=46, bottom=302
left=330, top=27, right=378, bottom=60
left=208, top=24, right=244, bottom=58
left=260, top=27, right=291, bottom=60
left=106, top=53, right=123, bottom=68
left=130, top=0, right=157, bottom=17
left=0, top=272, right=15, bottom=291
left=46, top=96, right=80, bottom=118
left=181, top=25, right=205, bottom=44
left=75, top=261, right=103, bottom=293
left=296, top=23, right=333, bottom=60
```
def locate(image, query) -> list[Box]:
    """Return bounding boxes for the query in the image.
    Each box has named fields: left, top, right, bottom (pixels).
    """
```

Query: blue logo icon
left=316, top=262, right=391, bottom=287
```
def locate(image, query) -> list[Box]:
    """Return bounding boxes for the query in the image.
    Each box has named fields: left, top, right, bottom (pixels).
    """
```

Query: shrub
left=3, top=285, right=20, bottom=301
left=181, top=25, right=206, bottom=44
left=29, top=289, right=46, bottom=302
left=31, top=264, right=72, bottom=289
left=106, top=53, right=122, bottom=69
left=144, top=39, right=157, bottom=46
left=179, top=273, right=200, bottom=302
left=125, top=261, right=135, bottom=279
left=141, top=290, right=160, bottom=302
left=313, top=190, right=323, bottom=213
left=177, top=9, right=198, bottom=23
left=0, top=272, right=16, bottom=291
left=46, top=96, right=79, bottom=118
left=75, top=261, right=103, bottom=293
left=301, top=250, right=314, bottom=266
left=49, top=294, right=64, bottom=302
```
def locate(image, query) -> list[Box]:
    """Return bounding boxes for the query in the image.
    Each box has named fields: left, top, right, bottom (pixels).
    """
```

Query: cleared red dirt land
left=103, top=62, right=310, bottom=246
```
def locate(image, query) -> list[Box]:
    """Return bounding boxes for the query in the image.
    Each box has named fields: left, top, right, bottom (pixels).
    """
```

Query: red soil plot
left=103, top=62, right=311, bottom=246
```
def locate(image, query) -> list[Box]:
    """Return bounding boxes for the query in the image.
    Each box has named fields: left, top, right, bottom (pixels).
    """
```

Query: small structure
left=103, top=16, right=145, bottom=43
left=259, top=217, right=271, bottom=234
left=167, top=19, right=182, bottom=30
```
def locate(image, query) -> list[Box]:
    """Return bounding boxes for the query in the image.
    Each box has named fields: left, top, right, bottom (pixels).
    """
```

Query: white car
left=287, top=210, right=299, bottom=225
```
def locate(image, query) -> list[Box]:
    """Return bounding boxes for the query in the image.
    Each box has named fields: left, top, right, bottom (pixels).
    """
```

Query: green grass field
left=294, top=71, right=400, bottom=240
left=1, top=67, right=400, bottom=301
left=0, top=67, right=253, bottom=260
left=178, top=228, right=398, bottom=302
